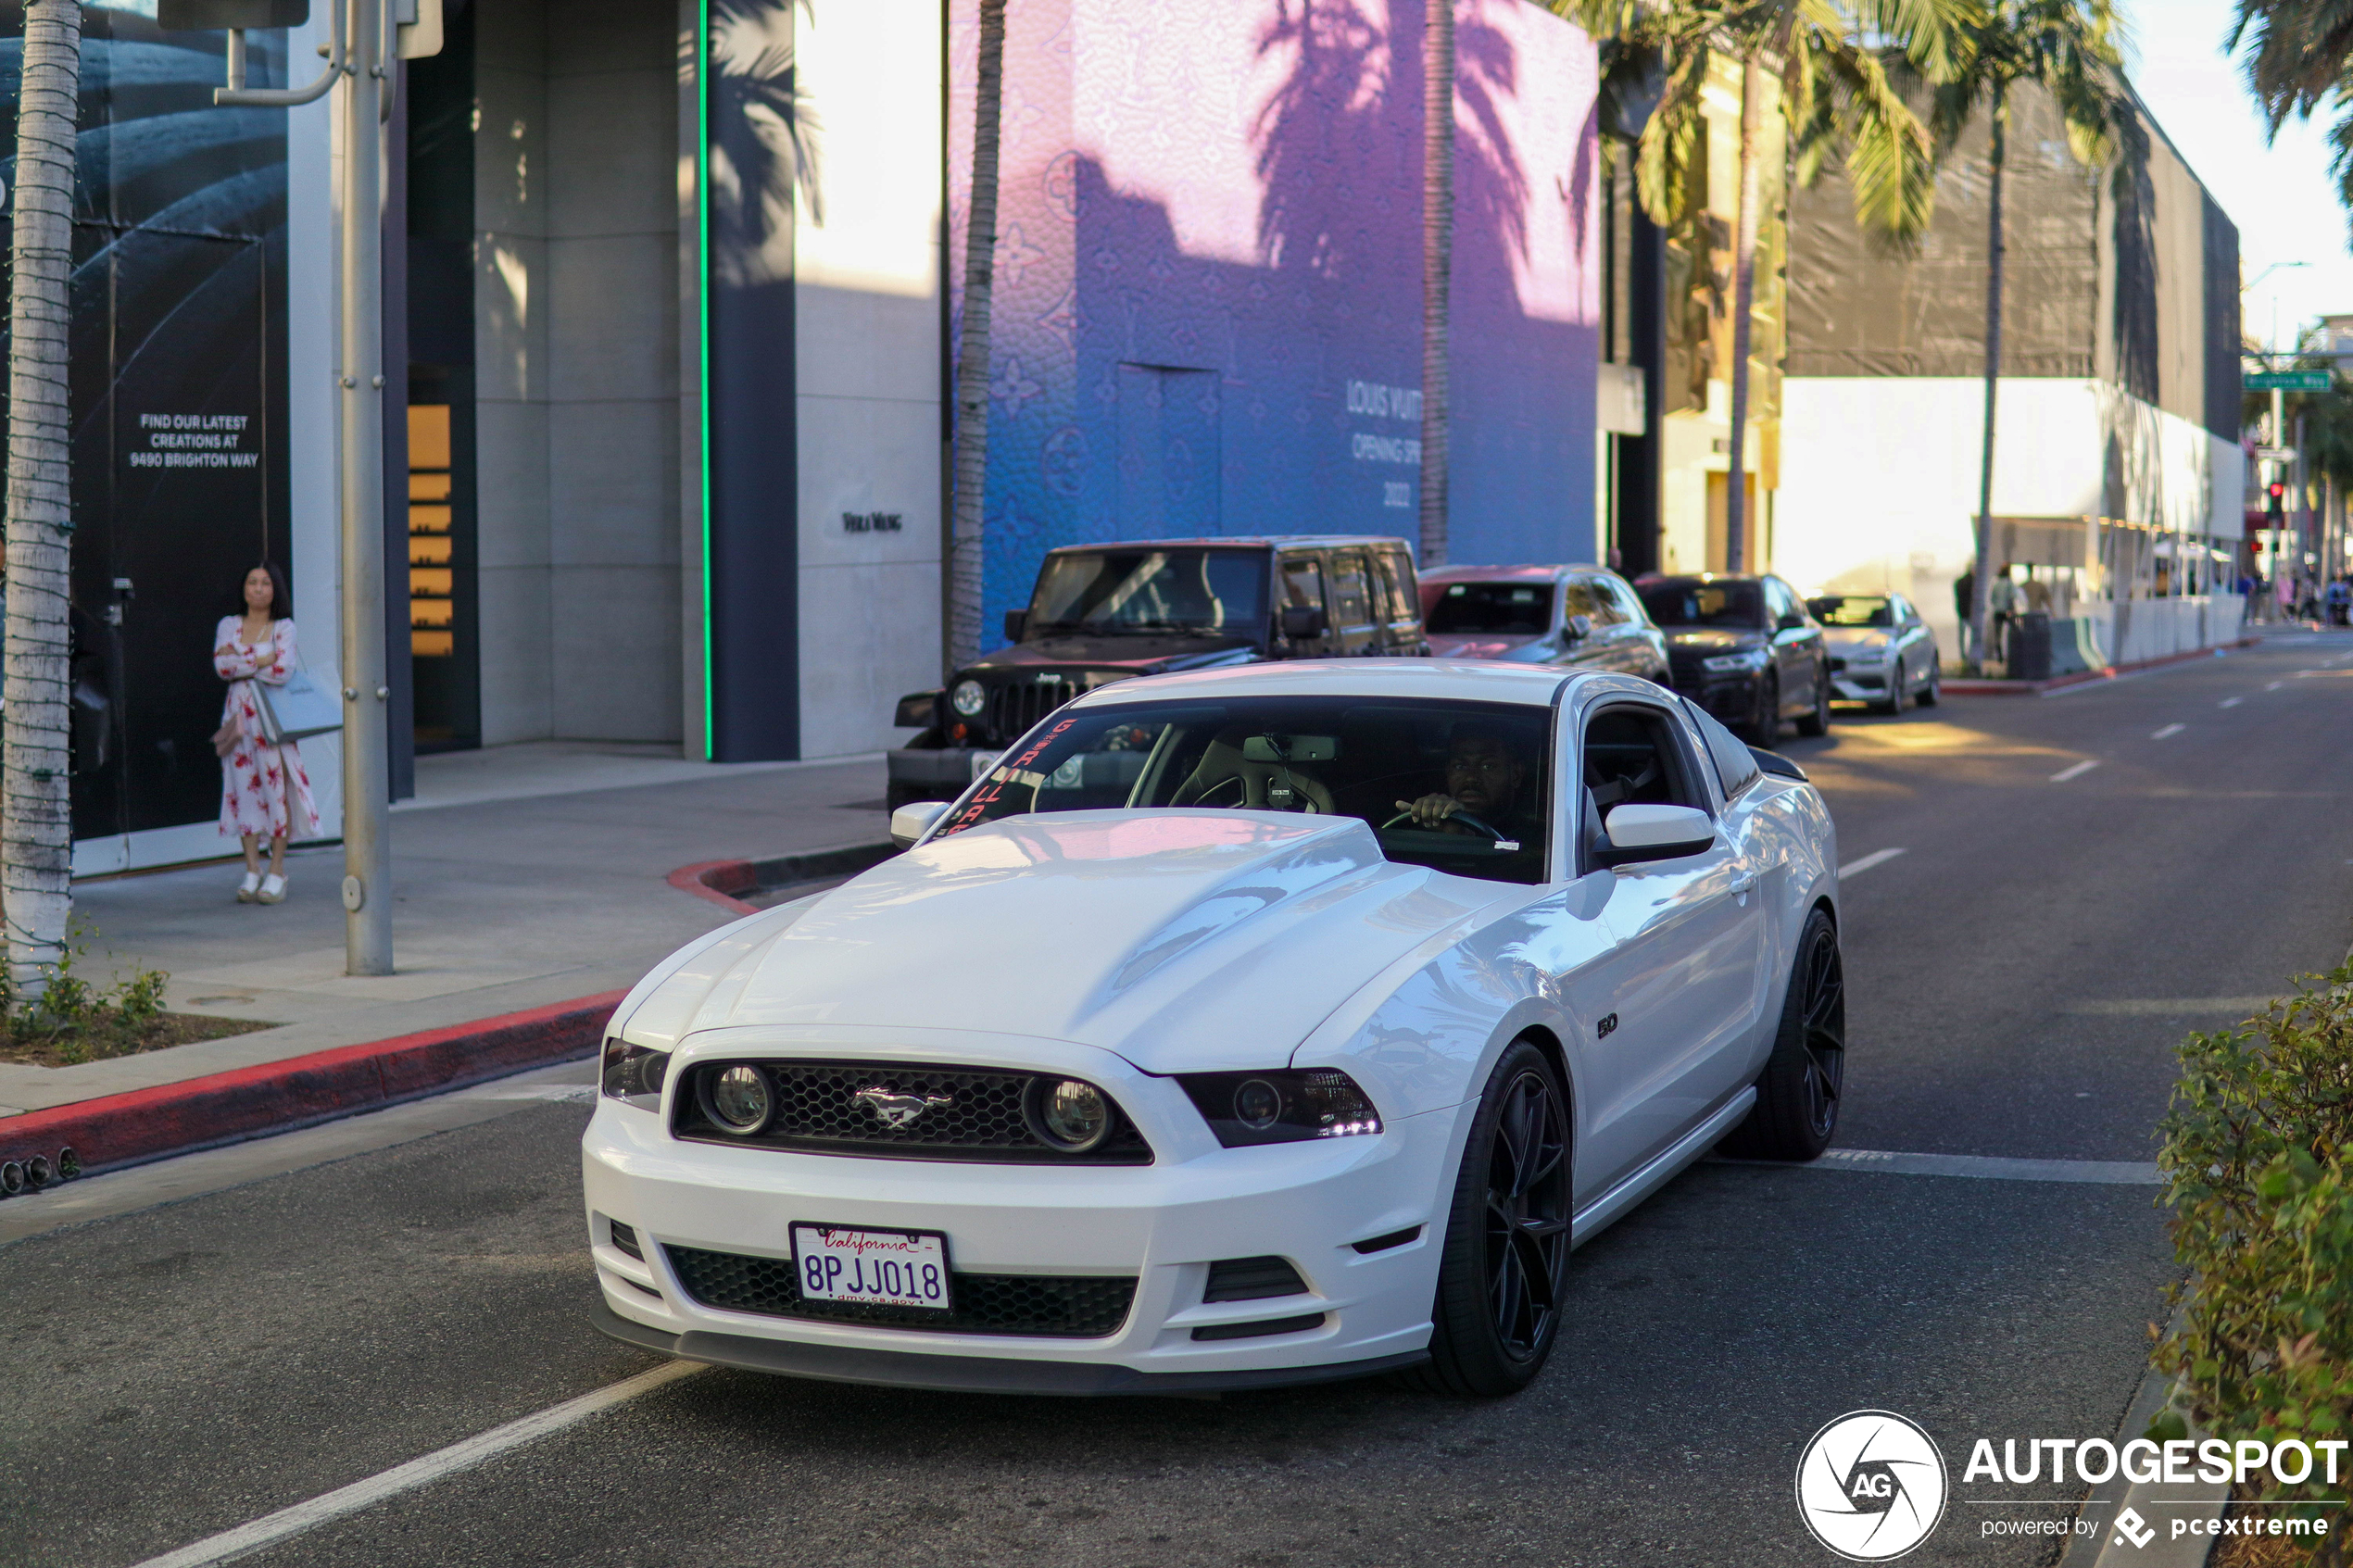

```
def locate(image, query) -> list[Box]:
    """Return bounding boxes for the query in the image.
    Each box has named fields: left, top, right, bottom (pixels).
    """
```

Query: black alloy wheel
left=1795, top=661, right=1831, bottom=736
left=1408, top=1040, right=1573, bottom=1397
left=1720, top=908, right=1845, bottom=1160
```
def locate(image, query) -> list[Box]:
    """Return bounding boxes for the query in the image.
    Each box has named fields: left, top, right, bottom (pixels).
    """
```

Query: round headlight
left=1233, top=1078, right=1283, bottom=1130
left=706, top=1065, right=774, bottom=1135
left=950, top=679, right=987, bottom=718
left=1030, top=1078, right=1111, bottom=1152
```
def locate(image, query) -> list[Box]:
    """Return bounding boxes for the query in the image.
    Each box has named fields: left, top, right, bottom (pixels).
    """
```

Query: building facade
left=13, top=0, right=1609, bottom=872
left=1774, top=81, right=2245, bottom=667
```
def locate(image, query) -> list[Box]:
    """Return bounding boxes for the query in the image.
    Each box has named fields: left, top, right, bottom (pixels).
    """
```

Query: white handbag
left=255, top=668, right=342, bottom=744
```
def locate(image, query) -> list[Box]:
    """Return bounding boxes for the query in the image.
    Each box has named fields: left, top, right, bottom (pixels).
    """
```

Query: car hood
left=1820, top=627, right=1890, bottom=651
left=1662, top=627, right=1768, bottom=653
left=965, top=636, right=1260, bottom=679
left=1425, top=631, right=1553, bottom=661
left=618, top=811, right=1522, bottom=1073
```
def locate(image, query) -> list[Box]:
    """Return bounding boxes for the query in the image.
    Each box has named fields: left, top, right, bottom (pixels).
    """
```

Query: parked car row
left=887, top=539, right=1943, bottom=803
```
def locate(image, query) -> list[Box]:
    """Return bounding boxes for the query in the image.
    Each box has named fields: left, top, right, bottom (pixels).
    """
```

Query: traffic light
left=2268, top=480, right=2286, bottom=521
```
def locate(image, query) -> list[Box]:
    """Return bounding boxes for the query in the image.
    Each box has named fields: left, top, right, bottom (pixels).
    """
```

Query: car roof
left=1419, top=563, right=1604, bottom=583
left=1640, top=571, right=1771, bottom=585
left=1040, top=535, right=1408, bottom=554
left=1062, top=659, right=1636, bottom=710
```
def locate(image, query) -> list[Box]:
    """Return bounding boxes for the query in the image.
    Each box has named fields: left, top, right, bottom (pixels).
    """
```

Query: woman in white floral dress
left=214, top=563, right=318, bottom=904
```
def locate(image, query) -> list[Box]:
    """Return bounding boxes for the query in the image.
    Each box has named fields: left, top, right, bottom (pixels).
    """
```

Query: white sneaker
left=258, top=873, right=286, bottom=905
left=237, top=872, right=260, bottom=903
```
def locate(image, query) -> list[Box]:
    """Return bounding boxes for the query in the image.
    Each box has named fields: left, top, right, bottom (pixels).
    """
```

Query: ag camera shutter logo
left=1795, top=1411, right=1950, bottom=1561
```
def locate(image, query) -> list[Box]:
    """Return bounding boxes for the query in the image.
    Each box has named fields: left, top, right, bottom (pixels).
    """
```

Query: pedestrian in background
left=213, top=562, right=318, bottom=904
left=1988, top=567, right=2020, bottom=671
left=1953, top=567, right=1976, bottom=663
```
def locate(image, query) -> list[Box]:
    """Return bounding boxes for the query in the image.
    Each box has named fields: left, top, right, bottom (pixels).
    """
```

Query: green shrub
left=2157, top=960, right=2353, bottom=1565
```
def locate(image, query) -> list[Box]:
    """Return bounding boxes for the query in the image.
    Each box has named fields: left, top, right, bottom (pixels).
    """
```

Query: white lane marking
left=1803, top=1149, right=2160, bottom=1185
left=2220, top=696, right=2244, bottom=708
left=2050, top=759, right=2101, bottom=783
left=2063, top=997, right=2273, bottom=1017
left=128, top=1361, right=704, bottom=1568
left=1837, top=847, right=1907, bottom=880
left=2267, top=682, right=2284, bottom=691
left=2150, top=723, right=2184, bottom=739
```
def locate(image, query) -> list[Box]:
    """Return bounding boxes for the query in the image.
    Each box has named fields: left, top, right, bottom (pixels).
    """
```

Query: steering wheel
left=1379, top=807, right=1506, bottom=840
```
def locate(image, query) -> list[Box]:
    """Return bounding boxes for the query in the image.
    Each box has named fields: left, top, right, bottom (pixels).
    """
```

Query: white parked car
left=585, top=662, right=1843, bottom=1397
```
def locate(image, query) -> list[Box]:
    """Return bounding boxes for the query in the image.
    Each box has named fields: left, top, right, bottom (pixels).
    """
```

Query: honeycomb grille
left=665, top=1245, right=1137, bottom=1337
left=672, top=1060, right=1152, bottom=1165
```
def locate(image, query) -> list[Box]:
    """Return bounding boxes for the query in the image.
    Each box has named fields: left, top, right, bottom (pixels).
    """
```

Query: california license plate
left=790, top=1223, right=952, bottom=1311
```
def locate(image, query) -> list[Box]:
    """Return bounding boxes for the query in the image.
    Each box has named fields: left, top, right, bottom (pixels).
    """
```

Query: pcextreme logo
left=1795, top=1411, right=1951, bottom=1562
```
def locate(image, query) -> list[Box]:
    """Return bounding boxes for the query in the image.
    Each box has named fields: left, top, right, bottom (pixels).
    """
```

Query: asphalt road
left=6, top=631, right=2349, bottom=1568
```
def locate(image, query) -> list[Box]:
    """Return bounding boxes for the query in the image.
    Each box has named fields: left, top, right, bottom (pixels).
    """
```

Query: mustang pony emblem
left=855, top=1086, right=954, bottom=1129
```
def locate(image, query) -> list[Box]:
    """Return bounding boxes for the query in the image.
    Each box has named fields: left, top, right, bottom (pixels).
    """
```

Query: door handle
left=1730, top=872, right=1757, bottom=896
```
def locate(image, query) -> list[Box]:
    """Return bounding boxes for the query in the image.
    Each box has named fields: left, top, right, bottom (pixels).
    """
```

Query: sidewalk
left=0, top=742, right=889, bottom=1120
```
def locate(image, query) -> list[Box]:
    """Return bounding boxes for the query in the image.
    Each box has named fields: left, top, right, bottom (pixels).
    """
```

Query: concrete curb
left=2057, top=1315, right=2226, bottom=1568
left=0, top=989, right=626, bottom=1180
left=667, top=842, right=897, bottom=916
left=1944, top=639, right=2259, bottom=697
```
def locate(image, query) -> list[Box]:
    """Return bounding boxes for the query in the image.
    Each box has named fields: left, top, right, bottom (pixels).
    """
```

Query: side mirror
left=890, top=799, right=951, bottom=850
left=1595, top=803, right=1715, bottom=867
left=1280, top=605, right=1328, bottom=640
left=1776, top=612, right=1806, bottom=633
left=1002, top=608, right=1030, bottom=643
left=1566, top=612, right=1594, bottom=642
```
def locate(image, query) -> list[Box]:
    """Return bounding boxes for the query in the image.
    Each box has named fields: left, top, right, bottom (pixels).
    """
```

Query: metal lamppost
left=195, top=0, right=434, bottom=975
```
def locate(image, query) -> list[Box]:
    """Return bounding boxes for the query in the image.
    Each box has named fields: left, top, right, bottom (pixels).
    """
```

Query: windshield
left=1638, top=578, right=1765, bottom=630
left=1426, top=581, right=1554, bottom=634
left=1027, top=549, right=1267, bottom=636
left=1807, top=596, right=1893, bottom=628
left=936, top=696, right=1553, bottom=884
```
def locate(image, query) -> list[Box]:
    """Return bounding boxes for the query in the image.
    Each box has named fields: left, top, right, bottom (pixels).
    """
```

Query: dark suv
left=888, top=535, right=1430, bottom=807
left=1635, top=572, right=1831, bottom=744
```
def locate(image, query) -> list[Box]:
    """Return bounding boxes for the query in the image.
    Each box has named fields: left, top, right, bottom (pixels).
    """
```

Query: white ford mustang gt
left=585, top=662, right=1843, bottom=1397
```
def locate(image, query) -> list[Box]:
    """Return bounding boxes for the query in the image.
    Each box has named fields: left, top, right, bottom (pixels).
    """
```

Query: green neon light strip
left=697, top=0, right=715, bottom=759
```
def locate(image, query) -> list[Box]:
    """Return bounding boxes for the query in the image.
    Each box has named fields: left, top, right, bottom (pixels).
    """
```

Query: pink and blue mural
left=949, top=0, right=1603, bottom=648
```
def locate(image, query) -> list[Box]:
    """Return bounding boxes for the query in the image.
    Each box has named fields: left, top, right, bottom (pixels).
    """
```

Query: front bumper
left=582, top=1044, right=1455, bottom=1393
left=1669, top=670, right=1759, bottom=721
left=1827, top=669, right=1893, bottom=703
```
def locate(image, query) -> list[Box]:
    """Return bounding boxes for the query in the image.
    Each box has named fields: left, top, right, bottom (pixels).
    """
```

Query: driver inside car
left=1396, top=725, right=1531, bottom=836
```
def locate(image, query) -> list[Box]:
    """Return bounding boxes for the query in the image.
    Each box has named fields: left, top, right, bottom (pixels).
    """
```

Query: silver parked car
left=1419, top=564, right=1671, bottom=684
left=1806, top=593, right=1940, bottom=712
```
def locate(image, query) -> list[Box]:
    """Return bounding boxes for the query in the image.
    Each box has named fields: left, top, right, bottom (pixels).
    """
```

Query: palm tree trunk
left=1724, top=51, right=1761, bottom=573
left=1970, top=82, right=2006, bottom=673
left=948, top=0, right=1007, bottom=673
left=1419, top=0, right=1453, bottom=569
left=4, top=0, right=82, bottom=1003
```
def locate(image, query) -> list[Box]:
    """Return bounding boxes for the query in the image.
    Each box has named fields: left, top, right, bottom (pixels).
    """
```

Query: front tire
left=1407, top=1040, right=1572, bottom=1398
left=1916, top=664, right=1941, bottom=707
left=1794, top=664, right=1831, bottom=736
left=1741, top=672, right=1780, bottom=746
left=1718, top=909, right=1845, bottom=1160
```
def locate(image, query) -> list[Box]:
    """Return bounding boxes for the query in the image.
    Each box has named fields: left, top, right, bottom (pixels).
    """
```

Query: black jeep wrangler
left=888, top=535, right=1430, bottom=808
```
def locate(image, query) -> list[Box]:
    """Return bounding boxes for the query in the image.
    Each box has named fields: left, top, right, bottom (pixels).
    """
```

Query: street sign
left=2245, top=370, right=2331, bottom=391
left=2257, top=445, right=2297, bottom=462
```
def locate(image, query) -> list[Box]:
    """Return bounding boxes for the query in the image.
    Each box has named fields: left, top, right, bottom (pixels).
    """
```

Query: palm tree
left=949, top=0, right=1008, bottom=671
left=4, top=0, right=84, bottom=1003
left=1567, top=0, right=1956, bottom=571
left=1928, top=0, right=2122, bottom=671
left=1422, top=0, right=1453, bottom=569
left=2229, top=0, right=2353, bottom=229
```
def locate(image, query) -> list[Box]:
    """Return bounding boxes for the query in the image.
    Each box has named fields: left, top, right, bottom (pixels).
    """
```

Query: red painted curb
left=0, top=988, right=628, bottom=1176
left=666, top=859, right=759, bottom=915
